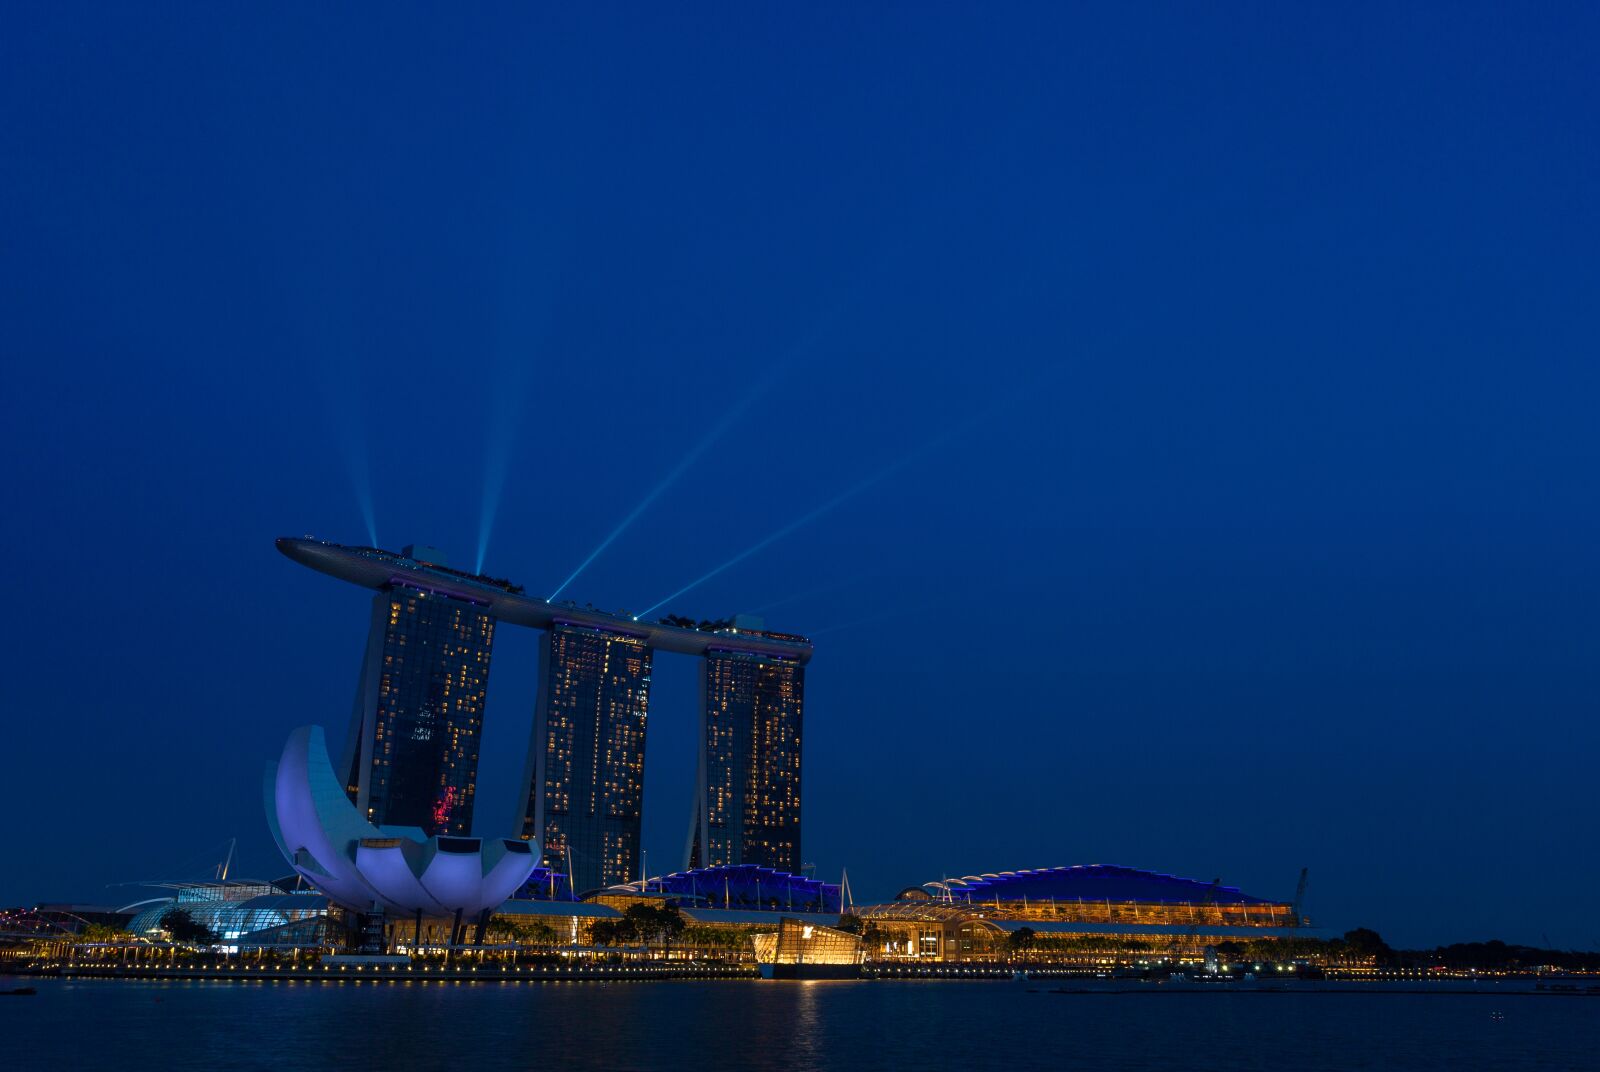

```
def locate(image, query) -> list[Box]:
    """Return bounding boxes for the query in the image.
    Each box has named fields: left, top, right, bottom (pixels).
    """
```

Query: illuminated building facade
left=278, top=537, right=814, bottom=891
left=752, top=917, right=864, bottom=978
left=688, top=630, right=806, bottom=873
left=857, top=865, right=1314, bottom=963
left=343, top=561, right=495, bottom=836
left=519, top=622, right=653, bottom=895
left=125, top=886, right=333, bottom=949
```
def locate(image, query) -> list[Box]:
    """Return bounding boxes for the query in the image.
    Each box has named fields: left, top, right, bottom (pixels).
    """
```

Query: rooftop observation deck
left=275, top=536, right=813, bottom=663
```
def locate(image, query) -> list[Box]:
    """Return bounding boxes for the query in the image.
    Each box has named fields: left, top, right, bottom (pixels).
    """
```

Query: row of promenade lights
left=42, top=944, right=1448, bottom=978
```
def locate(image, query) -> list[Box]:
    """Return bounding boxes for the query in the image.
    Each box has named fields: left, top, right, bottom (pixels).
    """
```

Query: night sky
left=5, top=4, right=1597, bottom=949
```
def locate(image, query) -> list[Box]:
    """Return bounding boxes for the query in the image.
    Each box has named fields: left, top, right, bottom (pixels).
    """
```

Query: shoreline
left=5, top=963, right=1597, bottom=994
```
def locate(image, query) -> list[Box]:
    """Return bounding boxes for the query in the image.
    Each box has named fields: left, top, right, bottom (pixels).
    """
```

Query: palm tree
left=77, top=922, right=128, bottom=945
left=1006, top=927, right=1037, bottom=959
left=160, top=908, right=219, bottom=947
left=862, top=923, right=888, bottom=958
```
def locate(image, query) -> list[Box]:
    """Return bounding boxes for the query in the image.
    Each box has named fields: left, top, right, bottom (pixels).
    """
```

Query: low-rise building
left=856, top=865, right=1319, bottom=964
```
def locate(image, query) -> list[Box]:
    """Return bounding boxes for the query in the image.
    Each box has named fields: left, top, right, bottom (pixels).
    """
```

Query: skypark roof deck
left=276, top=536, right=813, bottom=663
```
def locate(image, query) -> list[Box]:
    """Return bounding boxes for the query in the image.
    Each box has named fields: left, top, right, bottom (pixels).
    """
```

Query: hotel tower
left=277, top=537, right=813, bottom=889
left=516, top=623, right=653, bottom=894
left=687, top=618, right=807, bottom=874
left=341, top=546, right=495, bottom=836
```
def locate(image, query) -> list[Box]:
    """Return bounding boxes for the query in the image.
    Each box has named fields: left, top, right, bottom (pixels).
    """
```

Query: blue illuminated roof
left=924, top=866, right=1280, bottom=905
left=513, top=866, right=576, bottom=903
left=609, top=865, right=841, bottom=913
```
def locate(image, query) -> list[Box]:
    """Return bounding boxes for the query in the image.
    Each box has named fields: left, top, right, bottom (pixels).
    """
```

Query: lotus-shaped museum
left=265, top=725, right=536, bottom=919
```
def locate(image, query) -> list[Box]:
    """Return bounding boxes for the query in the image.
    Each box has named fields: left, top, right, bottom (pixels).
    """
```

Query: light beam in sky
left=636, top=396, right=1007, bottom=618
left=547, top=367, right=784, bottom=601
left=306, top=337, right=380, bottom=549
left=749, top=573, right=874, bottom=615
left=806, top=603, right=941, bottom=636
left=548, top=233, right=906, bottom=601
left=475, top=351, right=533, bottom=575
left=352, top=467, right=378, bottom=547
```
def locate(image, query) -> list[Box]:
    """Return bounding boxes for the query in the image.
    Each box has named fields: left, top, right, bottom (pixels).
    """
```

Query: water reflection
left=10, top=978, right=1600, bottom=1072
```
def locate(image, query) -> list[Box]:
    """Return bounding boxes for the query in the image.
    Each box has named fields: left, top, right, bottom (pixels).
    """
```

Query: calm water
left=5, top=977, right=1598, bottom=1071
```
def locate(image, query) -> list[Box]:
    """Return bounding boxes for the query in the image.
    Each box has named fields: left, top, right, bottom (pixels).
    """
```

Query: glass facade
left=521, top=623, right=652, bottom=895
left=859, top=866, right=1305, bottom=964
left=689, top=647, right=804, bottom=873
left=126, top=888, right=330, bottom=946
left=344, top=586, right=495, bottom=836
left=751, top=917, right=863, bottom=966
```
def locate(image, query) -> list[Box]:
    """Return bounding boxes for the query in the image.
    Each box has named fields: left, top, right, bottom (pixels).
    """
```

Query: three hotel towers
left=278, top=537, right=809, bottom=895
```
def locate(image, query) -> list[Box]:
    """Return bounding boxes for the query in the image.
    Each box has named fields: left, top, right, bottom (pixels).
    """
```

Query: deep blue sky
left=4, top=4, right=1597, bottom=948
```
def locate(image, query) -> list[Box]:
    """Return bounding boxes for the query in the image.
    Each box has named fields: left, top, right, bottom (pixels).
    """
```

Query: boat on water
left=1535, top=982, right=1600, bottom=995
left=2, top=987, right=37, bottom=996
left=1167, top=971, right=1243, bottom=985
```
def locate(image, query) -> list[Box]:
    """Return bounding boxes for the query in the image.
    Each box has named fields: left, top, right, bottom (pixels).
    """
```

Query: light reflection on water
left=5, top=978, right=1598, bottom=1072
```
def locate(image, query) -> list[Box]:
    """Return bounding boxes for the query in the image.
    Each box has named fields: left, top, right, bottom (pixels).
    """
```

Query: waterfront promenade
left=8, top=958, right=1595, bottom=994
left=8, top=960, right=755, bottom=984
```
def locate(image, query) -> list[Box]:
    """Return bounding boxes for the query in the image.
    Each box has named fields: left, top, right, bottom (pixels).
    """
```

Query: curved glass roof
left=127, top=893, right=330, bottom=943
left=923, top=865, right=1278, bottom=905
